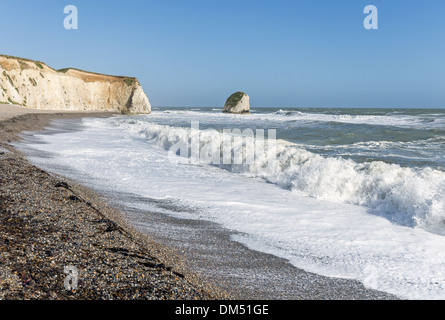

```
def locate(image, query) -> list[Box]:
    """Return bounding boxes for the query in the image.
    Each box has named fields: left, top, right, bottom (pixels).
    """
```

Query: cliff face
left=0, top=55, right=151, bottom=114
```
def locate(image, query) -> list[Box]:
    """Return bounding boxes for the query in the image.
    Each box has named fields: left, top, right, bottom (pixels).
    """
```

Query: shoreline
left=0, top=105, right=228, bottom=299
left=0, top=104, right=399, bottom=300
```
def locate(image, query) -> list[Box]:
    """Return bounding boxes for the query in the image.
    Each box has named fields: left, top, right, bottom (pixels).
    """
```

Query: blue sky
left=1, top=0, right=445, bottom=108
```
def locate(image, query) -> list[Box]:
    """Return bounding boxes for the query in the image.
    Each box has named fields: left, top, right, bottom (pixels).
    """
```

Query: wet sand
left=0, top=104, right=399, bottom=300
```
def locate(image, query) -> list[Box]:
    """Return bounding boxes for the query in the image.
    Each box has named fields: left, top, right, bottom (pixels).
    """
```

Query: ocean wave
left=274, top=109, right=304, bottom=116
left=306, top=136, right=445, bottom=152
left=115, top=118, right=445, bottom=235
left=264, top=110, right=445, bottom=129
left=148, top=109, right=445, bottom=131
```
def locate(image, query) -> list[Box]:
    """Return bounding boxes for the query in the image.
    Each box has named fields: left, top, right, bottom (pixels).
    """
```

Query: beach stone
left=223, top=92, right=250, bottom=114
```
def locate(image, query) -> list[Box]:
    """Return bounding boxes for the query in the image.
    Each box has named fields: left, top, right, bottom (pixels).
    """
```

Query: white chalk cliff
left=222, top=91, right=250, bottom=114
left=0, top=55, right=151, bottom=114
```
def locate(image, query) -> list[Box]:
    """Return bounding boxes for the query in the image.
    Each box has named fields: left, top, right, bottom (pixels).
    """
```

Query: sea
left=16, top=107, right=445, bottom=299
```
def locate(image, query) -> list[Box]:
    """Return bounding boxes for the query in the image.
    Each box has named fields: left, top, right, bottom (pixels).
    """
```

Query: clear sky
left=1, top=0, right=445, bottom=108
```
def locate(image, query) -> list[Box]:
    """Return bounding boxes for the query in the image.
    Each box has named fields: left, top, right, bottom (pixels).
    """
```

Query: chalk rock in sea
left=222, top=91, right=250, bottom=114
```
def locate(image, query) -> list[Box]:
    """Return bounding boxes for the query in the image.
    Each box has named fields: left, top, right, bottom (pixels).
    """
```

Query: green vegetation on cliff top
left=225, top=91, right=246, bottom=106
left=0, top=54, right=137, bottom=84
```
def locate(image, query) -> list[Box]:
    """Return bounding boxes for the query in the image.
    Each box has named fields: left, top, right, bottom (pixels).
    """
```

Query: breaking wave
left=115, top=118, right=445, bottom=235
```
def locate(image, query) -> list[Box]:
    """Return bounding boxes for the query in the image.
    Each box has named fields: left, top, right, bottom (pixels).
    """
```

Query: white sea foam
left=271, top=109, right=445, bottom=129
left=113, top=117, right=445, bottom=234
left=16, top=115, right=445, bottom=299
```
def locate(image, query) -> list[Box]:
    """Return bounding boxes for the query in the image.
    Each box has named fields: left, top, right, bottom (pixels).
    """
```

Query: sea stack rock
left=0, top=55, right=151, bottom=114
left=222, top=91, right=250, bottom=114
